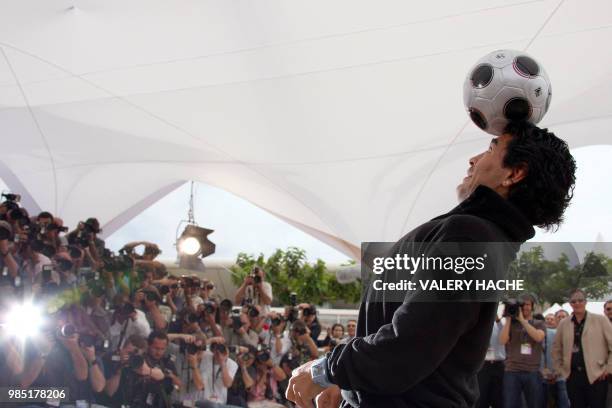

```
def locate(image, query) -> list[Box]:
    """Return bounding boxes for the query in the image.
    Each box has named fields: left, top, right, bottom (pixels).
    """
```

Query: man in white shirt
left=182, top=341, right=238, bottom=407
left=109, top=302, right=152, bottom=350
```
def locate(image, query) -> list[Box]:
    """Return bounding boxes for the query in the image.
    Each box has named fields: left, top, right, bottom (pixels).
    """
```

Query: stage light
left=179, top=236, right=201, bottom=255
left=177, top=224, right=215, bottom=258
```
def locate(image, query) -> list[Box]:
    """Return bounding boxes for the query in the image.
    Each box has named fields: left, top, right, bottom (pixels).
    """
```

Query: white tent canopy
left=1, top=0, right=611, bottom=259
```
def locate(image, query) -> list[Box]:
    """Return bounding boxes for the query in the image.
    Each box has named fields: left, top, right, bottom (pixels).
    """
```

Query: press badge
left=183, top=400, right=195, bottom=407
left=520, top=343, right=532, bottom=355
left=146, top=392, right=154, bottom=405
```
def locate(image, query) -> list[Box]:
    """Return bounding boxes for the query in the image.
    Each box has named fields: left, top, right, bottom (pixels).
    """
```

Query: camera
left=185, top=342, right=206, bottom=355
left=210, top=343, right=227, bottom=354
left=159, top=286, right=170, bottom=296
left=67, top=245, right=83, bottom=259
left=246, top=305, right=259, bottom=318
left=58, top=323, right=77, bottom=338
left=79, top=333, right=97, bottom=348
left=184, top=311, right=202, bottom=325
left=127, top=353, right=145, bottom=370
left=271, top=316, right=283, bottom=327
left=251, top=274, right=262, bottom=284
left=42, top=264, right=53, bottom=283
left=203, top=300, right=217, bottom=315
left=256, top=345, right=271, bottom=363
left=503, top=298, right=525, bottom=319
left=302, top=306, right=316, bottom=317
left=1, top=193, right=21, bottom=203
left=231, top=312, right=243, bottom=331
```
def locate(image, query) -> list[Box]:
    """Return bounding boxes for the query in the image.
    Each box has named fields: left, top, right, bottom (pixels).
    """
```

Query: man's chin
left=456, top=183, right=469, bottom=202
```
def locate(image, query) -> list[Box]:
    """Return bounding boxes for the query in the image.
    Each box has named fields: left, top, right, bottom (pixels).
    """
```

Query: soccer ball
left=463, top=49, right=551, bottom=136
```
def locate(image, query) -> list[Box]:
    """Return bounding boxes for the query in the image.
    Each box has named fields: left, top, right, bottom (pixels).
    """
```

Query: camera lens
left=59, top=324, right=77, bottom=338
left=128, top=354, right=144, bottom=370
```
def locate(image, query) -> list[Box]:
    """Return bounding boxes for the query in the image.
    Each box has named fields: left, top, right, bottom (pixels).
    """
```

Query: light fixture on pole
left=175, top=182, right=215, bottom=270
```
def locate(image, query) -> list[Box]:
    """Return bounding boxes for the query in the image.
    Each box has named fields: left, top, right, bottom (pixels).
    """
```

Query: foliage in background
left=229, top=247, right=361, bottom=306
left=506, top=246, right=612, bottom=305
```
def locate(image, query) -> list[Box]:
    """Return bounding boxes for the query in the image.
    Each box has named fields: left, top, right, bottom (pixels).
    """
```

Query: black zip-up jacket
left=327, top=186, right=535, bottom=407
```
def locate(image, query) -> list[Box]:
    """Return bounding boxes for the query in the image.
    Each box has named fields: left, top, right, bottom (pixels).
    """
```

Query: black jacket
left=327, top=186, right=535, bottom=408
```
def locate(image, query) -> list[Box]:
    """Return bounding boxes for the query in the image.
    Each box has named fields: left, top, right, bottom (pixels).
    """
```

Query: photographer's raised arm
left=187, top=354, right=204, bottom=391
left=327, top=301, right=484, bottom=395
left=517, top=313, right=545, bottom=343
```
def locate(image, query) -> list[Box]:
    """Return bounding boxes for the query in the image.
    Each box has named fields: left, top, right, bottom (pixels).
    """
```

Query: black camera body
left=246, top=305, right=260, bottom=318
left=503, top=298, right=525, bottom=319
left=203, top=300, right=217, bottom=315
left=256, top=345, right=271, bottom=362
left=251, top=273, right=262, bottom=284
left=128, top=353, right=145, bottom=370
left=231, top=314, right=243, bottom=331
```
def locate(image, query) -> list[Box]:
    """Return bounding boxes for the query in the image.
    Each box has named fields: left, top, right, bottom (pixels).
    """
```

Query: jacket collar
left=433, top=185, right=535, bottom=242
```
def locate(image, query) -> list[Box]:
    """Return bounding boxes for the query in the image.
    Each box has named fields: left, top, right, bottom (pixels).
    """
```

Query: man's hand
left=82, top=345, right=96, bottom=364
left=181, top=334, right=196, bottom=344
left=58, top=333, right=80, bottom=352
left=517, top=307, right=526, bottom=323
left=186, top=353, right=198, bottom=368
left=286, top=360, right=325, bottom=408
left=315, top=385, right=342, bottom=408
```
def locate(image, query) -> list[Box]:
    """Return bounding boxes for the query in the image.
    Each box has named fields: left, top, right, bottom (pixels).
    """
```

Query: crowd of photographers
left=477, top=292, right=612, bottom=408
left=0, top=193, right=356, bottom=408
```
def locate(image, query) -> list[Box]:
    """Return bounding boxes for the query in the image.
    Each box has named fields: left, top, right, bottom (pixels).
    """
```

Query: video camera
left=503, top=298, right=525, bottom=319
left=1, top=192, right=21, bottom=203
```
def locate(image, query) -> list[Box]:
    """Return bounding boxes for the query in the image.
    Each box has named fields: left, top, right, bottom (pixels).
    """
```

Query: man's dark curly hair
left=503, top=121, right=576, bottom=231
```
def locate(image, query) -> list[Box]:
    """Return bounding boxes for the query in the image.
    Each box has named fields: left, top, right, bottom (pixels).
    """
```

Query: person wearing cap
left=552, top=288, right=612, bottom=408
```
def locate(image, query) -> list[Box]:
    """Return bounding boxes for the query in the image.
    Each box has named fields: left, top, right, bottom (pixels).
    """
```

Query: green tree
left=506, top=246, right=612, bottom=305
left=229, top=247, right=361, bottom=306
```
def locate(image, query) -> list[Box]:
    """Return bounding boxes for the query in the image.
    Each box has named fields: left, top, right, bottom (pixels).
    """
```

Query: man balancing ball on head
left=286, top=121, right=576, bottom=408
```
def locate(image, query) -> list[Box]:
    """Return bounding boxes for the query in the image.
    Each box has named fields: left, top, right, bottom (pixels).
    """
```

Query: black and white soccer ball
left=463, top=49, right=551, bottom=136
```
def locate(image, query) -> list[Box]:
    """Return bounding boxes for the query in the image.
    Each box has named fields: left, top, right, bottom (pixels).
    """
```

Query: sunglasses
left=569, top=298, right=586, bottom=304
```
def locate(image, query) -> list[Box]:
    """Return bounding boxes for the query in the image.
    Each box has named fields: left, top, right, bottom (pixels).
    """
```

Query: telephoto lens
left=252, top=274, right=262, bottom=284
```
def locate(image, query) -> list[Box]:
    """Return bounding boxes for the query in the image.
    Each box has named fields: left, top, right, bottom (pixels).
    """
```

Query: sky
left=1, top=145, right=610, bottom=264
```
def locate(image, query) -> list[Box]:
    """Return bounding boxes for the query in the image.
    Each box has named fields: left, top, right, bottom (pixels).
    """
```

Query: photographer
left=287, top=320, right=318, bottom=365
left=499, top=293, right=546, bottom=408
left=235, top=267, right=272, bottom=312
left=0, top=221, right=19, bottom=280
left=199, top=298, right=225, bottom=339
left=102, top=334, right=164, bottom=406
left=66, top=217, right=105, bottom=269
left=228, top=345, right=258, bottom=408
left=264, top=312, right=291, bottom=365
left=135, top=287, right=170, bottom=331
left=20, top=318, right=89, bottom=403
left=247, top=345, right=286, bottom=408
left=297, top=304, right=321, bottom=345
left=109, top=298, right=152, bottom=350
left=143, top=330, right=180, bottom=407
left=77, top=332, right=106, bottom=401
left=220, top=300, right=259, bottom=348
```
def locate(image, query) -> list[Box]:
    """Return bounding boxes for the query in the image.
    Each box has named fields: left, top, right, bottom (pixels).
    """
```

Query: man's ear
left=506, top=163, right=528, bottom=186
